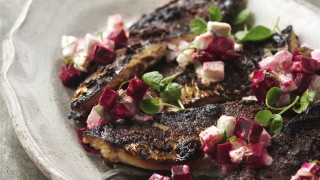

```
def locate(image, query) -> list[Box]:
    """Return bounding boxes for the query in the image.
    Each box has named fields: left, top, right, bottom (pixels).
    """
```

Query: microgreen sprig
left=189, top=5, right=222, bottom=35
left=140, top=71, right=184, bottom=115
left=255, top=87, right=315, bottom=134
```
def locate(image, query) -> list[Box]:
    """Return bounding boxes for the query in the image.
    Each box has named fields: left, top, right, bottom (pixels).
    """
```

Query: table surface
left=0, top=0, right=319, bottom=179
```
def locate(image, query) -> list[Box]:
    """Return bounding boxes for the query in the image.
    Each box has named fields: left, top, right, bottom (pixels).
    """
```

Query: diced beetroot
left=217, top=142, right=232, bottom=164
left=171, top=165, right=193, bottom=180
left=90, top=43, right=115, bottom=65
left=293, top=55, right=318, bottom=75
left=133, top=113, right=154, bottom=121
left=246, top=143, right=265, bottom=168
left=107, top=29, right=128, bottom=49
left=194, top=51, right=217, bottom=62
left=310, top=162, right=320, bottom=176
left=148, top=173, right=171, bottom=180
left=293, top=47, right=312, bottom=58
left=126, top=76, right=148, bottom=100
left=234, top=116, right=263, bottom=143
left=260, top=148, right=273, bottom=166
left=251, top=69, right=280, bottom=102
left=259, top=129, right=272, bottom=147
left=220, top=50, right=241, bottom=61
left=59, top=64, right=85, bottom=87
left=206, top=37, right=234, bottom=54
left=294, top=73, right=312, bottom=95
left=111, top=103, right=133, bottom=119
left=76, top=128, right=101, bottom=154
left=297, top=176, right=313, bottom=180
left=98, top=88, right=119, bottom=109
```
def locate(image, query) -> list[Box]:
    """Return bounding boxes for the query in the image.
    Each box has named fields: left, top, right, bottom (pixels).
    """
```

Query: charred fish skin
left=70, top=0, right=247, bottom=122
left=82, top=101, right=265, bottom=170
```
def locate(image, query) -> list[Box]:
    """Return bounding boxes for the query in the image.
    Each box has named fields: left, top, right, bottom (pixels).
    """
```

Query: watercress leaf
left=63, top=58, right=73, bottom=64
left=310, top=160, right=320, bottom=164
left=189, top=17, right=207, bottom=35
left=142, top=71, right=163, bottom=92
left=254, top=110, right=273, bottom=127
left=266, top=87, right=282, bottom=106
left=270, top=114, right=283, bottom=134
left=238, top=25, right=273, bottom=42
left=293, top=90, right=316, bottom=113
left=140, top=98, right=160, bottom=115
left=209, top=5, right=222, bottom=22
left=235, top=30, right=247, bottom=41
left=232, top=9, right=252, bottom=25
left=160, top=82, right=181, bottom=102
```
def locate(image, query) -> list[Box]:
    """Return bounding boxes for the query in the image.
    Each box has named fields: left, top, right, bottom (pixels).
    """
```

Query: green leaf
left=254, top=110, right=273, bottom=127
left=237, top=25, right=273, bottom=42
left=160, top=82, right=181, bottom=102
left=229, top=135, right=237, bottom=143
left=270, top=114, right=283, bottom=134
left=293, top=90, right=316, bottom=113
left=310, top=160, right=320, bottom=164
left=221, top=130, right=228, bottom=143
left=208, top=5, right=222, bottom=22
left=189, top=17, right=207, bottom=35
left=118, top=80, right=129, bottom=91
left=63, top=58, right=73, bottom=64
left=140, top=98, right=160, bottom=115
left=235, top=30, right=248, bottom=41
left=266, top=87, right=282, bottom=107
left=142, top=71, right=163, bottom=92
left=232, top=9, right=252, bottom=25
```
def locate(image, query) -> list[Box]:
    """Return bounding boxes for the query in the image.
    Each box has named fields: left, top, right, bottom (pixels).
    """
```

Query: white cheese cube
left=207, top=21, right=231, bottom=38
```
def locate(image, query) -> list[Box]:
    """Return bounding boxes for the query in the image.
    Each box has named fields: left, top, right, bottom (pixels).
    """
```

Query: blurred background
left=0, top=0, right=319, bottom=179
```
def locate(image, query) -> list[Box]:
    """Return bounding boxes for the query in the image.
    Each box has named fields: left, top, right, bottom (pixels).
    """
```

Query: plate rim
left=1, top=0, right=320, bottom=179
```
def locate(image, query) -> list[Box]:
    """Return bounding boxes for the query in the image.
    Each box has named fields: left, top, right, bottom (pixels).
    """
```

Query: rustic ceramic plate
left=1, top=0, right=320, bottom=179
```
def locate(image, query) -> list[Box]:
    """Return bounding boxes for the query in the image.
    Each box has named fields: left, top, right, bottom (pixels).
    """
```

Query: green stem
left=161, top=102, right=183, bottom=110
left=178, top=100, right=185, bottom=110
left=278, top=96, right=300, bottom=115
left=272, top=17, right=280, bottom=33
left=160, top=72, right=182, bottom=85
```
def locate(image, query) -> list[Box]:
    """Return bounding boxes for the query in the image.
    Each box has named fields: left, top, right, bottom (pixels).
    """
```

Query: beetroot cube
left=107, top=29, right=128, bottom=49
left=171, top=165, right=193, bottom=180
left=90, top=44, right=115, bottom=65
left=234, top=116, right=263, bottom=143
left=310, top=162, right=320, bottom=176
left=298, top=176, right=313, bottom=180
left=111, top=103, right=132, bottom=119
left=251, top=69, right=280, bottom=102
left=98, top=88, right=119, bottom=109
left=206, top=37, right=234, bottom=54
left=148, top=173, right=171, bottom=180
left=217, top=142, right=232, bottom=164
left=293, top=55, right=318, bottom=75
left=126, top=76, right=148, bottom=100
left=294, top=73, right=312, bottom=95
left=59, top=64, right=84, bottom=87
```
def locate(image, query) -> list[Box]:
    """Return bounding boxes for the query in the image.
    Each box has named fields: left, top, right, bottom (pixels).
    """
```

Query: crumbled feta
left=201, top=61, right=225, bottom=84
left=229, top=146, right=247, bottom=164
left=192, top=32, right=214, bottom=50
left=259, top=50, right=293, bottom=73
left=84, top=33, right=102, bottom=54
left=176, top=49, right=195, bottom=68
left=234, top=43, right=243, bottom=52
left=199, top=125, right=223, bottom=153
left=86, top=105, right=106, bottom=129
left=73, top=51, right=88, bottom=72
left=207, top=21, right=231, bottom=38
left=106, top=14, right=124, bottom=32
left=216, top=115, right=236, bottom=138
left=61, top=36, right=78, bottom=58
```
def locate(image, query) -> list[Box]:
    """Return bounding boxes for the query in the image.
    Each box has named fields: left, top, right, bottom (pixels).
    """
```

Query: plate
left=1, top=0, right=320, bottom=179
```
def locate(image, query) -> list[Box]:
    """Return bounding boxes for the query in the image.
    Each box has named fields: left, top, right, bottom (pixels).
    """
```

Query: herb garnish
left=232, top=9, right=252, bottom=25
left=140, top=71, right=184, bottom=114
left=189, top=5, right=222, bottom=35
left=255, top=87, right=315, bottom=134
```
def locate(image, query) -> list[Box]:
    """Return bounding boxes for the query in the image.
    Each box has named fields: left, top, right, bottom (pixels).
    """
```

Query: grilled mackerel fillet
left=83, top=101, right=265, bottom=170
left=69, top=0, right=246, bottom=122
